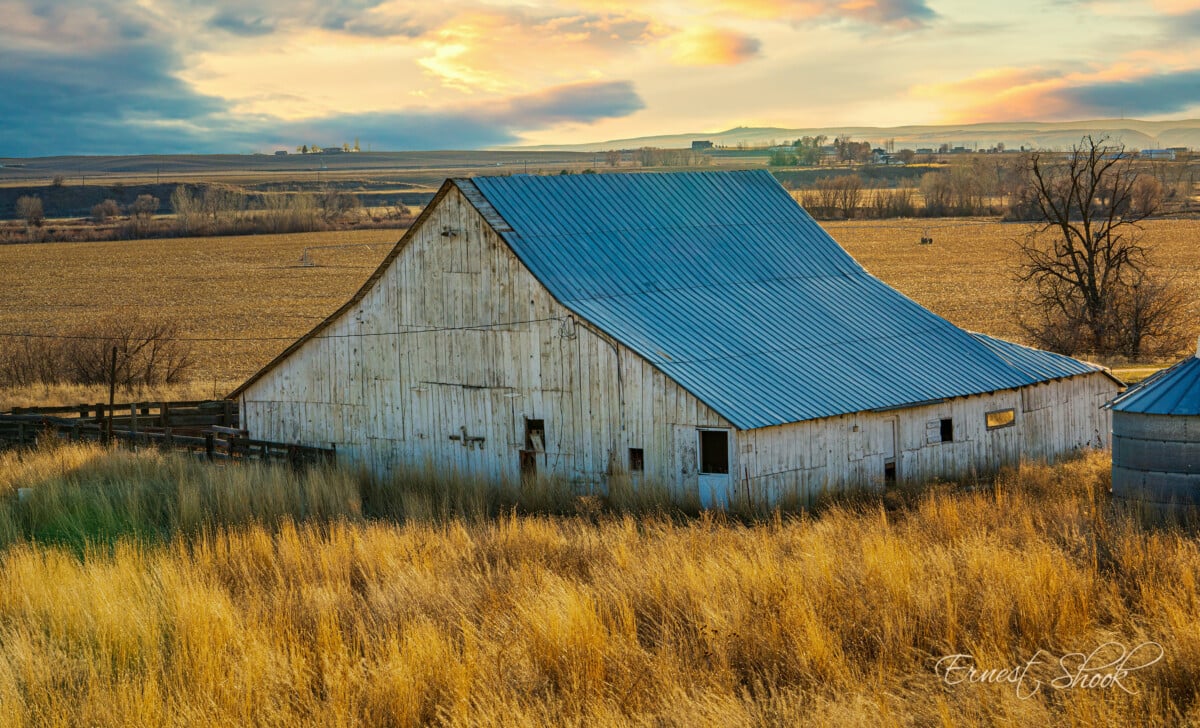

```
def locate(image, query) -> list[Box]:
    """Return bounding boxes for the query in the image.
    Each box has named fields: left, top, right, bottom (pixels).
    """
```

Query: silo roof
left=1109, top=355, right=1200, bottom=416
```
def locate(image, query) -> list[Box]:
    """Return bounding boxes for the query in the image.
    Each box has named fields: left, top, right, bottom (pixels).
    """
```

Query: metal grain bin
left=1108, top=339, right=1200, bottom=519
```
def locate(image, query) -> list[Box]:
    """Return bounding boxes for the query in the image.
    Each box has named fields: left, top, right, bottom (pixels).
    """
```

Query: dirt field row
left=0, top=219, right=1196, bottom=393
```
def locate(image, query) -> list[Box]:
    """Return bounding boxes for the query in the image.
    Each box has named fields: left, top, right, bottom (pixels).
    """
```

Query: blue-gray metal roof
left=466, top=170, right=1110, bottom=430
left=1109, top=355, right=1200, bottom=416
left=969, top=332, right=1107, bottom=382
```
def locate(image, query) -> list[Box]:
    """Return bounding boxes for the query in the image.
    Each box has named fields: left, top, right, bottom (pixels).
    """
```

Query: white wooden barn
left=231, top=170, right=1121, bottom=506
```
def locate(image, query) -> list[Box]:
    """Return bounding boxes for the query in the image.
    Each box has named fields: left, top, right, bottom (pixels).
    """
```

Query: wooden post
left=161, top=401, right=170, bottom=430
left=130, top=403, right=138, bottom=435
left=204, top=432, right=215, bottom=461
left=102, top=346, right=116, bottom=444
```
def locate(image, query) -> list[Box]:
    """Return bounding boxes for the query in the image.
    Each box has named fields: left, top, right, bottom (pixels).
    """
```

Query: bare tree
left=1017, top=136, right=1188, bottom=358
left=15, top=195, right=44, bottom=227
left=0, top=316, right=193, bottom=389
left=318, top=190, right=361, bottom=223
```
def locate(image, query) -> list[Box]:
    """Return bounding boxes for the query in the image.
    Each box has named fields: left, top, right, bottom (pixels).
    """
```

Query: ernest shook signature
left=934, top=642, right=1164, bottom=699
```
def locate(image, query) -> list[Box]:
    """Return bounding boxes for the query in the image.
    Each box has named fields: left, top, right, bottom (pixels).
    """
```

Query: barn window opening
left=987, top=408, right=1016, bottom=430
left=698, top=430, right=729, bottom=475
left=884, top=462, right=897, bottom=484
left=629, top=448, right=644, bottom=473
left=525, top=419, right=545, bottom=452
left=940, top=418, right=954, bottom=443
left=521, top=419, right=545, bottom=481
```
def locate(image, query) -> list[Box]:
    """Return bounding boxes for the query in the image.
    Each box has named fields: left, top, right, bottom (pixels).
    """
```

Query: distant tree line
left=3, top=184, right=416, bottom=244
left=791, top=154, right=1177, bottom=221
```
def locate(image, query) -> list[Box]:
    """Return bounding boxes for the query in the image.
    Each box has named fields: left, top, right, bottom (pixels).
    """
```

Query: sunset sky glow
left=2, top=0, right=1199, bottom=154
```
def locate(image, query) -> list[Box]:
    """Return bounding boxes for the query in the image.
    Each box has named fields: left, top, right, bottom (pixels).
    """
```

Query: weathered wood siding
left=737, top=371, right=1116, bottom=505
left=240, top=187, right=730, bottom=490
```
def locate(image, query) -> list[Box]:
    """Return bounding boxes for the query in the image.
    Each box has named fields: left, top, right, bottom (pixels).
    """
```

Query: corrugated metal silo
left=1109, top=338, right=1200, bottom=518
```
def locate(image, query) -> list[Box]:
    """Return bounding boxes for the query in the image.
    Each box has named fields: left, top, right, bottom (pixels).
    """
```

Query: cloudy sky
left=2, top=0, right=1199, bottom=155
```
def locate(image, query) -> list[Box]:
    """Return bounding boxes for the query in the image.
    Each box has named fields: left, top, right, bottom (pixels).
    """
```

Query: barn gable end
left=237, top=183, right=731, bottom=490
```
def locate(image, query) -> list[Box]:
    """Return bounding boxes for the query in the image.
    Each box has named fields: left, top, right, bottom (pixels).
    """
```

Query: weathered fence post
left=107, top=345, right=117, bottom=443
left=204, top=432, right=215, bottom=461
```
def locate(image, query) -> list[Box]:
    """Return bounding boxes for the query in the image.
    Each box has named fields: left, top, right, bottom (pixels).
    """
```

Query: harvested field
left=0, top=230, right=395, bottom=389
left=0, top=219, right=1196, bottom=399
left=829, top=217, right=1200, bottom=367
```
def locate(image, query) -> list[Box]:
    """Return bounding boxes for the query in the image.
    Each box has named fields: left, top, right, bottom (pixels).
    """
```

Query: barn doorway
left=882, top=417, right=898, bottom=484
left=697, top=428, right=731, bottom=509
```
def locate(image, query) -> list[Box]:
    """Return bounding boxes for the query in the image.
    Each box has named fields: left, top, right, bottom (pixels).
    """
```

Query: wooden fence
left=0, top=400, right=334, bottom=466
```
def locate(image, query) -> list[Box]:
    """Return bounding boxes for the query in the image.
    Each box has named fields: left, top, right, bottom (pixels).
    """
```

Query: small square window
left=629, top=448, right=644, bottom=472
left=987, top=408, right=1016, bottom=430
left=940, top=418, right=954, bottom=443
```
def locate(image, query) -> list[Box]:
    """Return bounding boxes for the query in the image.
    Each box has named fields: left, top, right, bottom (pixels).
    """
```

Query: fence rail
left=0, top=400, right=334, bottom=466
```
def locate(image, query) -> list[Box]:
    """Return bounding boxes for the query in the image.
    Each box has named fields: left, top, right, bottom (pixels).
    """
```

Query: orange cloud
left=1149, top=0, right=1200, bottom=12
left=668, top=27, right=761, bottom=66
left=417, top=9, right=667, bottom=93
left=914, top=68, right=1076, bottom=121
left=701, top=0, right=935, bottom=27
left=917, top=60, right=1200, bottom=122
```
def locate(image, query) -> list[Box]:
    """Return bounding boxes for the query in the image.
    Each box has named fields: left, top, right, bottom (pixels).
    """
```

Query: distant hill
left=509, top=119, right=1200, bottom=153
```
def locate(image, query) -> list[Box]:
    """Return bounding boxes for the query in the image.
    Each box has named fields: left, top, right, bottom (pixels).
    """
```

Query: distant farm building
left=232, top=170, right=1120, bottom=506
left=691, top=141, right=714, bottom=151
left=1139, top=149, right=1176, bottom=161
left=274, top=150, right=289, bottom=156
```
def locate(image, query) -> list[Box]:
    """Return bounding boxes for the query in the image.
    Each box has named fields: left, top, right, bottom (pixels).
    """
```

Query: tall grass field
left=0, top=443, right=1196, bottom=726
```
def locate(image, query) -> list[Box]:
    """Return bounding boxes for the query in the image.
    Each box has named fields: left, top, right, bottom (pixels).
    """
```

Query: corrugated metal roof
left=969, top=332, right=1106, bottom=382
left=1109, top=355, right=1200, bottom=415
left=466, top=170, right=1110, bottom=430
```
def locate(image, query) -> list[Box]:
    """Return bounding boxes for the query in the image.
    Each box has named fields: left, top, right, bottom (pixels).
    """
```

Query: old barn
left=231, top=170, right=1120, bottom=506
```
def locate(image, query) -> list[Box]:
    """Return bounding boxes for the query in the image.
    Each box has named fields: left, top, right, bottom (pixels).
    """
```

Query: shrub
left=90, top=199, right=121, bottom=224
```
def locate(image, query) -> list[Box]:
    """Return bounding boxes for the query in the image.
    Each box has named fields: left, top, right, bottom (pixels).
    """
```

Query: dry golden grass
left=0, top=444, right=1197, bottom=726
left=829, top=218, right=1200, bottom=366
